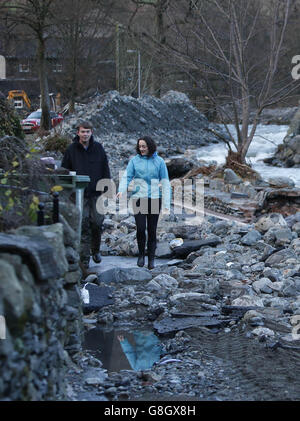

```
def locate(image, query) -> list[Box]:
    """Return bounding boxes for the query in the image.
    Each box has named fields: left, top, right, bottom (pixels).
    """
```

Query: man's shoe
left=137, top=255, right=145, bottom=267
left=92, top=252, right=102, bottom=264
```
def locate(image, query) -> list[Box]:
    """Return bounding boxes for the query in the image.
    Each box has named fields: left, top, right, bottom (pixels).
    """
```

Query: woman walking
left=117, top=136, right=171, bottom=269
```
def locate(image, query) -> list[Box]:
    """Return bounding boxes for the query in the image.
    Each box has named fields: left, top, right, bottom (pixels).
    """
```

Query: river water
left=196, top=124, right=300, bottom=187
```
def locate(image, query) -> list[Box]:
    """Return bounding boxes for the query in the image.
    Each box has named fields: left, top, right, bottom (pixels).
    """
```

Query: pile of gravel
left=59, top=91, right=223, bottom=179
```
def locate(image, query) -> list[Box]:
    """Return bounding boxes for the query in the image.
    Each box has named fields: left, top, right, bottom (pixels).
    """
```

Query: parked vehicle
left=21, top=110, right=63, bottom=133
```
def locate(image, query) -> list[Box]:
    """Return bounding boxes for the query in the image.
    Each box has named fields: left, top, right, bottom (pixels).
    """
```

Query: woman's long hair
left=136, top=136, right=157, bottom=157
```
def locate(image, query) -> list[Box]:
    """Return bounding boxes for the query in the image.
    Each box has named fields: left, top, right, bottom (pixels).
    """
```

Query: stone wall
left=0, top=201, right=83, bottom=401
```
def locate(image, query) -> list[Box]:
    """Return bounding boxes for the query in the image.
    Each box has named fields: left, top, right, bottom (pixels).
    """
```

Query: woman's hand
left=116, top=192, right=122, bottom=199
left=162, top=208, right=169, bottom=215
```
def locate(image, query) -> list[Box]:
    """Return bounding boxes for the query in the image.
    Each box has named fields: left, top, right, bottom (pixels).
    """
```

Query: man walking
left=61, top=121, right=111, bottom=268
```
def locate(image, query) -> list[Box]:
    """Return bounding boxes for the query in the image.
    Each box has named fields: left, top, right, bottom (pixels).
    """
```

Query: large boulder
left=265, top=107, right=300, bottom=167
left=255, top=213, right=287, bottom=233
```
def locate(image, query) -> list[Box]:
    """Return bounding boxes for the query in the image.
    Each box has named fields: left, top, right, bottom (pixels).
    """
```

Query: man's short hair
left=77, top=120, right=93, bottom=131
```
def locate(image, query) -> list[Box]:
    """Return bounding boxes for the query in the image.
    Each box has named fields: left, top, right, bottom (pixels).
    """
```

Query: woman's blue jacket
left=118, top=152, right=171, bottom=209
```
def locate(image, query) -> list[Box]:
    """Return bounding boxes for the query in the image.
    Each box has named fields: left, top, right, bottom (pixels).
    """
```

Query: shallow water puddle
left=84, top=328, right=162, bottom=372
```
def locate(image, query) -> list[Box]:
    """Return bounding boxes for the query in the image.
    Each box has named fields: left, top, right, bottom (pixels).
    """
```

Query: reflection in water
left=84, top=328, right=162, bottom=372
left=118, top=331, right=161, bottom=371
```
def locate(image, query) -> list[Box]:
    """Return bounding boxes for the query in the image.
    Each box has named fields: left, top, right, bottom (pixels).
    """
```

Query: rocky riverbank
left=21, top=91, right=299, bottom=401
left=62, top=197, right=300, bottom=401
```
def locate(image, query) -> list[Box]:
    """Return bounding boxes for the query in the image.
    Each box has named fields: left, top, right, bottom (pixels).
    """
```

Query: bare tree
left=129, top=0, right=300, bottom=169
left=127, top=0, right=171, bottom=96
left=54, top=0, right=116, bottom=112
left=2, top=0, right=58, bottom=131
left=180, top=0, right=299, bottom=167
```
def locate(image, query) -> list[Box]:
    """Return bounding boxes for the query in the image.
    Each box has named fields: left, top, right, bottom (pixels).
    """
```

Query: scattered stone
left=98, top=267, right=153, bottom=285
left=268, top=176, right=295, bottom=188
left=154, top=316, right=223, bottom=335
left=231, top=295, right=264, bottom=307
left=82, top=284, right=114, bottom=314
left=224, top=169, right=243, bottom=185
left=265, top=249, right=296, bottom=267
left=252, top=278, right=274, bottom=294
left=241, top=230, right=262, bottom=246
left=252, top=327, right=275, bottom=337
left=151, top=274, right=179, bottom=290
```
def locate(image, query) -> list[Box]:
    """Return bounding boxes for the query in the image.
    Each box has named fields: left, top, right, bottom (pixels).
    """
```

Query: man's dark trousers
left=80, top=195, right=104, bottom=267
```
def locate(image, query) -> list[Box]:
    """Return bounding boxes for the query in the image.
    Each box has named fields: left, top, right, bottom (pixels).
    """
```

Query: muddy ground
left=64, top=317, right=300, bottom=402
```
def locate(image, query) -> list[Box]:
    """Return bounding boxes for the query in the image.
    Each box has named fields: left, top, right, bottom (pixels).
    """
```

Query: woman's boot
left=137, top=254, right=145, bottom=267
left=147, top=242, right=156, bottom=270
left=137, top=239, right=145, bottom=267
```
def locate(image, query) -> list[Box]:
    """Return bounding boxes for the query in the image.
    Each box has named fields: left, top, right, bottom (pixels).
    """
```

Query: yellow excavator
left=7, top=90, right=31, bottom=109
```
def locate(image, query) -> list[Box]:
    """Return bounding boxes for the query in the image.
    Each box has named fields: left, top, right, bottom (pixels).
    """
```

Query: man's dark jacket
left=61, top=135, right=111, bottom=197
